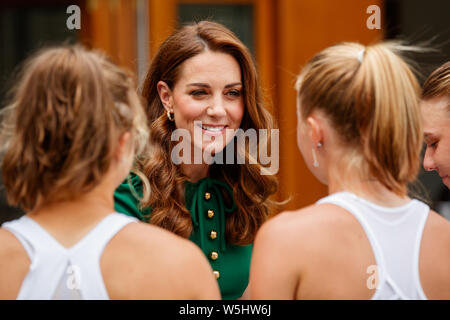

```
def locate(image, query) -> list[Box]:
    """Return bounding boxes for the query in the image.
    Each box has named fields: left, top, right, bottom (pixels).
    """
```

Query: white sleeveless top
left=317, top=192, right=429, bottom=300
left=1, top=213, right=137, bottom=300
left=317, top=192, right=430, bottom=300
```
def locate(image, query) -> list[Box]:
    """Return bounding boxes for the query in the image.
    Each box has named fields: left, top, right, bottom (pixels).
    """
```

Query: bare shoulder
left=116, top=221, right=198, bottom=253
left=420, top=209, right=450, bottom=299
left=257, top=203, right=356, bottom=247
left=116, top=222, right=210, bottom=268
left=0, top=227, right=29, bottom=263
left=251, top=203, right=366, bottom=299
left=0, top=227, right=30, bottom=299
left=259, top=205, right=319, bottom=237
left=255, top=202, right=370, bottom=272
left=424, top=209, right=450, bottom=238
left=101, top=222, right=220, bottom=299
left=421, top=209, right=450, bottom=262
left=0, top=227, right=17, bottom=253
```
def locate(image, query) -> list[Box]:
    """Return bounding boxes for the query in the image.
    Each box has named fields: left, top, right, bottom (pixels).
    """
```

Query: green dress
left=114, top=173, right=252, bottom=300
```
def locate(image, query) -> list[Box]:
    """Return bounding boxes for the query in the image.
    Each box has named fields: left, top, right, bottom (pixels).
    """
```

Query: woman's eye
left=190, top=90, right=207, bottom=96
left=226, top=90, right=241, bottom=97
left=427, top=141, right=438, bottom=149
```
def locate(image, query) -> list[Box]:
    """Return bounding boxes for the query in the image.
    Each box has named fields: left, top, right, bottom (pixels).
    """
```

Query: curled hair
left=1, top=45, right=149, bottom=211
left=296, top=41, right=423, bottom=196
left=137, top=21, right=279, bottom=245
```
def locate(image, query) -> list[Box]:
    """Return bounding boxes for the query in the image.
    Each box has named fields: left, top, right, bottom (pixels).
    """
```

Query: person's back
left=0, top=211, right=220, bottom=300
left=0, top=45, right=220, bottom=300
left=315, top=192, right=450, bottom=300
left=251, top=192, right=450, bottom=299
left=250, top=42, right=450, bottom=300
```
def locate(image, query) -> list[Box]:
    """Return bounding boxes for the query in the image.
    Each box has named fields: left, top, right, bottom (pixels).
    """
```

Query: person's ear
left=116, top=131, right=132, bottom=163
left=157, top=81, right=173, bottom=113
left=306, top=115, right=324, bottom=147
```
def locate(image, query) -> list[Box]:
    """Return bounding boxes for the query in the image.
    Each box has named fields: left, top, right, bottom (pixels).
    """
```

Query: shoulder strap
left=317, top=193, right=386, bottom=266
left=412, top=201, right=430, bottom=300
left=317, top=193, right=388, bottom=296
left=2, top=217, right=72, bottom=299
left=69, top=213, right=137, bottom=256
left=318, top=193, right=430, bottom=300
left=2, top=216, right=63, bottom=258
left=2, top=213, right=137, bottom=299
left=66, top=213, right=138, bottom=300
left=2, top=218, right=34, bottom=259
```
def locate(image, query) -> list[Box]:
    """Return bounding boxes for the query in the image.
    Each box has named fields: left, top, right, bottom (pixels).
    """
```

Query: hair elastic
left=357, top=48, right=365, bottom=63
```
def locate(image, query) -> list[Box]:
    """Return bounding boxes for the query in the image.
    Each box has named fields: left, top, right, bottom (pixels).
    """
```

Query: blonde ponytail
left=296, top=41, right=423, bottom=195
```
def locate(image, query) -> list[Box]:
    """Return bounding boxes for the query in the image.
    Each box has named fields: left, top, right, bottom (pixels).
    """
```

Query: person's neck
left=24, top=182, right=117, bottom=247
left=326, top=164, right=410, bottom=207
left=28, top=183, right=115, bottom=223
left=181, top=163, right=210, bottom=183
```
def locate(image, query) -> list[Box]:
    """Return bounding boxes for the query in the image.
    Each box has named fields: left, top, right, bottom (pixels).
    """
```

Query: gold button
left=210, top=230, right=217, bottom=240
left=204, top=192, right=211, bottom=200
left=213, top=270, right=220, bottom=279
left=207, top=210, right=214, bottom=218
left=210, top=251, right=219, bottom=260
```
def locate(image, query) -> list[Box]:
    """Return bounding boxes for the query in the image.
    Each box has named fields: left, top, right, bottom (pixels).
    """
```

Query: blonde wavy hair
left=1, top=45, right=149, bottom=211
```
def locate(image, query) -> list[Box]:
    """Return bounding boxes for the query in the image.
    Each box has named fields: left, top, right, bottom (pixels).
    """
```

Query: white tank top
left=316, top=192, right=429, bottom=300
left=1, top=212, right=137, bottom=300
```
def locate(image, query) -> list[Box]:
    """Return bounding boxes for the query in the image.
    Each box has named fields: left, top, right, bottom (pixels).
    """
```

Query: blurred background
left=0, top=0, right=449, bottom=224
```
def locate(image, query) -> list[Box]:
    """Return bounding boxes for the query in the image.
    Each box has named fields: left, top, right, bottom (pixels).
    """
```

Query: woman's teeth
left=202, top=125, right=225, bottom=132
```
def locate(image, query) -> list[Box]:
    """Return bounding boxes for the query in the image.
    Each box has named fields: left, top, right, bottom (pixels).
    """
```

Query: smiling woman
left=113, top=21, right=280, bottom=300
left=157, top=50, right=244, bottom=165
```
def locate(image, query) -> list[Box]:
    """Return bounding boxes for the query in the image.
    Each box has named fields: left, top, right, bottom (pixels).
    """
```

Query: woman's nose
left=207, top=97, right=227, bottom=117
left=423, top=147, right=436, bottom=172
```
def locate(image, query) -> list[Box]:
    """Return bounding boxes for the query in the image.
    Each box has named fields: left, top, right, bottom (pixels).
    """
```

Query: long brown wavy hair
left=1, top=45, right=148, bottom=211
left=136, top=21, right=279, bottom=245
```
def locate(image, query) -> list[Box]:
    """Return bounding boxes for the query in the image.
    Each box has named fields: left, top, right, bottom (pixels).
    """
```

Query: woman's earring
left=312, top=142, right=322, bottom=168
left=312, top=148, right=319, bottom=168
left=167, top=110, right=174, bottom=121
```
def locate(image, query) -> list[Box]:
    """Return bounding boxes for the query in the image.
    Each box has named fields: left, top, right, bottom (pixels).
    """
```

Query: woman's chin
left=443, top=177, right=450, bottom=189
left=202, top=143, right=226, bottom=157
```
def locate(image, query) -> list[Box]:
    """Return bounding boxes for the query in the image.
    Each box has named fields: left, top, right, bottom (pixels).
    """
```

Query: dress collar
left=185, top=177, right=237, bottom=252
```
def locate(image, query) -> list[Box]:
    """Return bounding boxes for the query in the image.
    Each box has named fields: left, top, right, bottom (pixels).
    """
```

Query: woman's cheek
left=230, top=101, right=245, bottom=128
left=175, top=100, right=207, bottom=125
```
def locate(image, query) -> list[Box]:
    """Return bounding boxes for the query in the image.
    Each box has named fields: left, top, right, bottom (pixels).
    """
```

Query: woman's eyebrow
left=187, top=82, right=242, bottom=88
left=187, top=83, right=210, bottom=88
left=224, top=82, right=242, bottom=88
left=423, top=132, right=437, bottom=141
